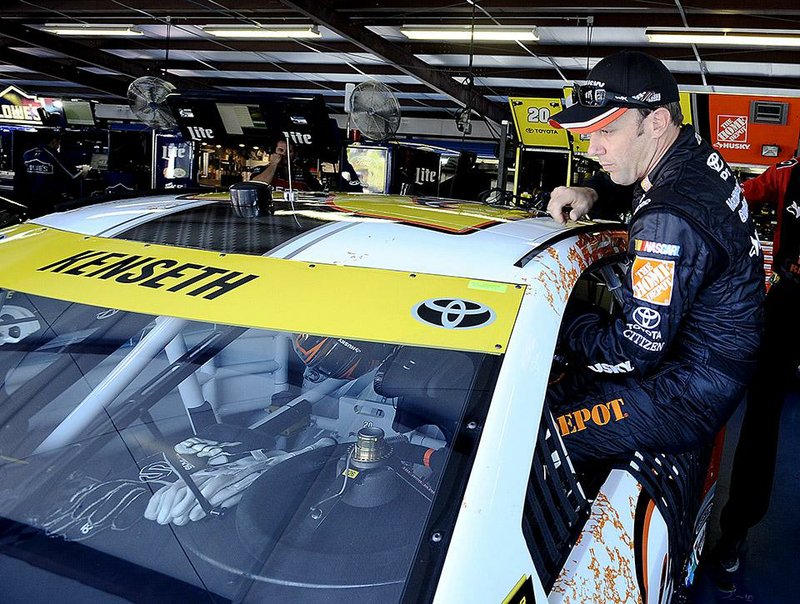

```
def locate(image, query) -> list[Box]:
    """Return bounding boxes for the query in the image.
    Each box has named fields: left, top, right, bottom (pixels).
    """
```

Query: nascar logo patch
left=633, top=239, right=680, bottom=257
left=632, top=256, right=675, bottom=306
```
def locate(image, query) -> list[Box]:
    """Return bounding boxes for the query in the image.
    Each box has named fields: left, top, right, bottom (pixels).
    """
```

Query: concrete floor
left=691, top=391, right=800, bottom=603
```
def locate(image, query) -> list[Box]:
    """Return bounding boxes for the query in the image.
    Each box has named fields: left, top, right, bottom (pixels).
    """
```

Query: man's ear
left=649, top=107, right=673, bottom=137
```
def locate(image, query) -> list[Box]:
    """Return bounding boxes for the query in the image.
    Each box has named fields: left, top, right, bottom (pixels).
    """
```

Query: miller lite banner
left=708, top=94, right=800, bottom=165
left=169, top=93, right=338, bottom=160
left=390, top=145, right=440, bottom=197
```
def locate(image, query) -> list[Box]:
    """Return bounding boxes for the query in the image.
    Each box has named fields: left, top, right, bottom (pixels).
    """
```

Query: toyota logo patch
left=632, top=306, right=661, bottom=330
left=413, top=298, right=495, bottom=329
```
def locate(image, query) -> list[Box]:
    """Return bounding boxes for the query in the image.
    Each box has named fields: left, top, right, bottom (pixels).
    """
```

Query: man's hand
left=547, top=186, right=599, bottom=225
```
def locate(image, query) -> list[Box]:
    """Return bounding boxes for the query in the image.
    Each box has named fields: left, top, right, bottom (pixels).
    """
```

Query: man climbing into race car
left=544, top=50, right=764, bottom=464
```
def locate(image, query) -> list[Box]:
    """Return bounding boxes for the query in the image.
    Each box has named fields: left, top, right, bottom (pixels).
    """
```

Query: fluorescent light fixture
left=401, top=25, right=538, bottom=42
left=203, top=24, right=320, bottom=39
left=646, top=27, right=800, bottom=47
left=43, top=23, right=143, bottom=37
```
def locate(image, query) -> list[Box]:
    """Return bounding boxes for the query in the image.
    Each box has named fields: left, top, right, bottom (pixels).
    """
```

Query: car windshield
left=0, top=289, right=500, bottom=603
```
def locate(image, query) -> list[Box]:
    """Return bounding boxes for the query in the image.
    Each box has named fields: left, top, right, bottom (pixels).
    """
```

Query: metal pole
left=36, top=316, right=188, bottom=453
left=496, top=120, right=510, bottom=200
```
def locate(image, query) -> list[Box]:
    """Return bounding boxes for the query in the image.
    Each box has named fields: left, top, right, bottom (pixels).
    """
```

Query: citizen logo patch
left=634, top=239, right=680, bottom=257
left=632, top=256, right=675, bottom=306
left=556, top=398, right=627, bottom=436
left=624, top=324, right=664, bottom=351
left=412, top=298, right=495, bottom=329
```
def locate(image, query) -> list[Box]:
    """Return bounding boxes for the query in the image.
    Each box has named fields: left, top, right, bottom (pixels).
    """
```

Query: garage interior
left=0, top=1, right=799, bottom=602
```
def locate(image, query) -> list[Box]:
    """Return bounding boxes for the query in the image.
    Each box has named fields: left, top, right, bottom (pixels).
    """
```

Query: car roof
left=11, top=193, right=626, bottom=354
left=31, top=192, right=585, bottom=284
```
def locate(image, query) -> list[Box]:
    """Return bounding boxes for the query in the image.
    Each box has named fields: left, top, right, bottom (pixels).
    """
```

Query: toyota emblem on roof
left=413, top=298, right=495, bottom=329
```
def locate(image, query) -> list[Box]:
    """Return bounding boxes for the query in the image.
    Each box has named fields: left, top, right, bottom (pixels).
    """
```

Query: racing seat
left=373, top=347, right=476, bottom=443
left=161, top=326, right=292, bottom=429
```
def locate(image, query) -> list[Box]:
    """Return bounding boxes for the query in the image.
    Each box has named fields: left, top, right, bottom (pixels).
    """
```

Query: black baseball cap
left=549, top=50, right=680, bottom=134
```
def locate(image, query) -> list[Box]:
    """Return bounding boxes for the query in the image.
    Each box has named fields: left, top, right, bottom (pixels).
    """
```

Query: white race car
left=0, top=189, right=719, bottom=603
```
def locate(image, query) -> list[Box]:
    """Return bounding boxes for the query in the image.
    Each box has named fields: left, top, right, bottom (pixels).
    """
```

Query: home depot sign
left=709, top=94, right=800, bottom=165
left=716, top=115, right=750, bottom=150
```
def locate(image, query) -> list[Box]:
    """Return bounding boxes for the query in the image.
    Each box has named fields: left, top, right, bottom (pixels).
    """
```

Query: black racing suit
left=718, top=157, right=800, bottom=553
left=552, top=126, right=765, bottom=464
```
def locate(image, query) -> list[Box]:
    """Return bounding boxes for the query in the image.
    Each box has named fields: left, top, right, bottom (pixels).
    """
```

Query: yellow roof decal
left=0, top=224, right=523, bottom=354
left=183, top=192, right=532, bottom=234
left=326, top=195, right=530, bottom=234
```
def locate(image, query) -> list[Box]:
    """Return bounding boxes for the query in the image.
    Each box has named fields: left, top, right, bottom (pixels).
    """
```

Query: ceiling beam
left=279, top=0, right=507, bottom=124
left=0, top=22, right=209, bottom=90
left=152, top=47, right=800, bottom=76
left=208, top=74, right=800, bottom=98
left=162, top=60, right=405, bottom=76
left=0, top=46, right=128, bottom=97
left=337, top=0, right=800, bottom=15
left=348, top=13, right=800, bottom=30
left=85, top=39, right=367, bottom=54
left=88, top=37, right=800, bottom=71
left=0, top=0, right=290, bottom=18
left=207, top=78, right=445, bottom=94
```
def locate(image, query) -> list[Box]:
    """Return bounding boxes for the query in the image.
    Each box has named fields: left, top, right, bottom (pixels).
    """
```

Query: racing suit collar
left=638, top=125, right=696, bottom=193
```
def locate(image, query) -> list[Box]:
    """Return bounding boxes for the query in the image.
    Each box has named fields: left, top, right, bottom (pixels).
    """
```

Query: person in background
left=20, top=131, right=90, bottom=216
left=251, top=137, right=321, bottom=191
left=440, top=151, right=491, bottom=201
left=335, top=155, right=364, bottom=192
left=544, top=50, right=764, bottom=467
left=706, top=156, right=800, bottom=592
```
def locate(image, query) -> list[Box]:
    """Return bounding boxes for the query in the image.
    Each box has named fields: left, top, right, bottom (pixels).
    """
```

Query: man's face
left=586, top=109, right=655, bottom=186
left=275, top=141, right=288, bottom=157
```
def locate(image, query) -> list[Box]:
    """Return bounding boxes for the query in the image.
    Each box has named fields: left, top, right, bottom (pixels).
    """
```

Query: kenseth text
left=38, top=249, right=259, bottom=300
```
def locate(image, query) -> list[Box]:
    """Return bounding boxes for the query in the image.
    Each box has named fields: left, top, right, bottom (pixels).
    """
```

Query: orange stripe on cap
left=549, top=107, right=628, bottom=134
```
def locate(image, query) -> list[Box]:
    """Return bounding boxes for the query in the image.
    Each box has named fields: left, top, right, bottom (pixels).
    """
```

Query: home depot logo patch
left=715, top=115, right=751, bottom=150
left=556, top=398, right=627, bottom=436
left=632, top=257, right=675, bottom=306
